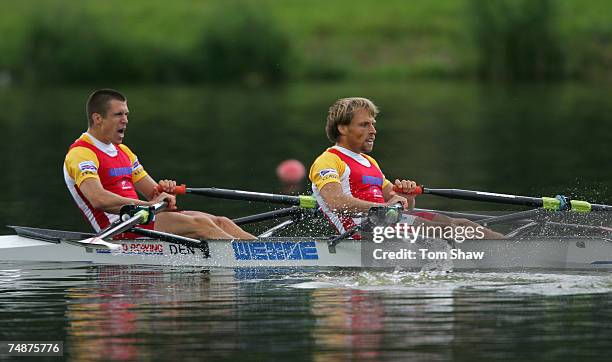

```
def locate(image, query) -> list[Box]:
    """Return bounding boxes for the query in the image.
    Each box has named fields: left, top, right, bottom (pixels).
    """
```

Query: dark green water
left=0, top=81, right=611, bottom=360
left=0, top=81, right=610, bottom=231
left=1, top=263, right=612, bottom=361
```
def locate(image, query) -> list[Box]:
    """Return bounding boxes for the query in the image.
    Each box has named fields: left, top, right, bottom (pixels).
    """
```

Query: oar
left=130, top=227, right=206, bottom=249
left=401, top=186, right=612, bottom=212
left=233, top=207, right=308, bottom=225
left=73, top=201, right=168, bottom=250
left=159, top=185, right=318, bottom=209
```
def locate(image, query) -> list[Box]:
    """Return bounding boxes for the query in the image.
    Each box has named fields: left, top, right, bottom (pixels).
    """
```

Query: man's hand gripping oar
left=72, top=200, right=171, bottom=250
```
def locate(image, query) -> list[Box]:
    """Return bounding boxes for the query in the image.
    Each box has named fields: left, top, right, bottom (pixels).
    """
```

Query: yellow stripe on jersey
left=309, top=151, right=345, bottom=191
left=64, top=134, right=148, bottom=186
left=309, top=149, right=391, bottom=192
left=64, top=147, right=100, bottom=186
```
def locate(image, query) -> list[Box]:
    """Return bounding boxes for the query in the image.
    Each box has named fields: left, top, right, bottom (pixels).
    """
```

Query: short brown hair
left=86, top=89, right=127, bottom=127
left=325, top=97, right=379, bottom=143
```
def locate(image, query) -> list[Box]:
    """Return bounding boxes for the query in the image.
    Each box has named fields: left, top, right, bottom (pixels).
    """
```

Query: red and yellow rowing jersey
left=309, top=146, right=392, bottom=234
left=63, top=133, right=148, bottom=232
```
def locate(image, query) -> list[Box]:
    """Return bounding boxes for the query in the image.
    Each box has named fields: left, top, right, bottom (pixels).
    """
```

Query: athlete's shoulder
left=68, top=133, right=91, bottom=148
left=65, top=132, right=99, bottom=176
left=118, top=144, right=141, bottom=163
left=117, top=143, right=136, bottom=155
left=65, top=144, right=98, bottom=163
left=363, top=153, right=382, bottom=169
left=309, top=148, right=346, bottom=184
left=311, top=148, right=345, bottom=171
left=64, top=146, right=99, bottom=183
left=313, top=148, right=342, bottom=162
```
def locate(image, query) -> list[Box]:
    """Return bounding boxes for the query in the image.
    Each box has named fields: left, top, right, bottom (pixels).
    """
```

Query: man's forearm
left=90, top=190, right=151, bottom=214
left=323, top=194, right=381, bottom=215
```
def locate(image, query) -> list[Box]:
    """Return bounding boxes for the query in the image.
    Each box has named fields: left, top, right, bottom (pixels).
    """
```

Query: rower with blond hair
left=309, top=97, right=503, bottom=239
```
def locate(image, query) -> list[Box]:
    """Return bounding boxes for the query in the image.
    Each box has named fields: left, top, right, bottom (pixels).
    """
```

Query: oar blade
left=66, top=237, right=122, bottom=250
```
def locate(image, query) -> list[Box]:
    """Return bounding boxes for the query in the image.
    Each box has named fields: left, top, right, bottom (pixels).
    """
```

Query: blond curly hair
left=325, top=97, right=379, bottom=143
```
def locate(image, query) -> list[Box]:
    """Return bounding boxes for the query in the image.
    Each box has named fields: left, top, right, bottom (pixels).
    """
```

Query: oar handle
left=155, top=184, right=187, bottom=195
left=119, top=201, right=168, bottom=223
left=150, top=200, right=169, bottom=213
left=98, top=200, right=168, bottom=240
left=392, top=185, right=424, bottom=195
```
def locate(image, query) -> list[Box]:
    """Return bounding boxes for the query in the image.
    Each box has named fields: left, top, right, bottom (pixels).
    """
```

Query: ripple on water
left=289, top=269, right=612, bottom=296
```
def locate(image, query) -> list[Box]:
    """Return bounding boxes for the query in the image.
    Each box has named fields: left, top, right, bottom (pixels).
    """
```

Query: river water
left=1, top=263, right=612, bottom=361
left=0, top=80, right=611, bottom=360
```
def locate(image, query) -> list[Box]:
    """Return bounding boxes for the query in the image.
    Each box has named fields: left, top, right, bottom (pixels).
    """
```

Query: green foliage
left=1, top=0, right=612, bottom=84
left=192, top=2, right=292, bottom=85
left=14, top=7, right=158, bottom=84
left=10, top=1, right=292, bottom=85
left=468, top=0, right=565, bottom=81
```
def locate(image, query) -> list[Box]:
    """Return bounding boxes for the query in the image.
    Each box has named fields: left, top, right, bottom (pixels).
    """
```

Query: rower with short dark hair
left=309, top=97, right=504, bottom=239
left=64, top=89, right=255, bottom=240
left=85, top=89, right=126, bottom=127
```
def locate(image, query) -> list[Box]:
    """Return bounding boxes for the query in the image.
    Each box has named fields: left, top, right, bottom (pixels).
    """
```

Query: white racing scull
left=0, top=226, right=611, bottom=269
left=1, top=186, right=610, bottom=270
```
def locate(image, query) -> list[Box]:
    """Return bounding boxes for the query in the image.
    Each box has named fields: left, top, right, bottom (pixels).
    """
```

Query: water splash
left=289, top=269, right=612, bottom=296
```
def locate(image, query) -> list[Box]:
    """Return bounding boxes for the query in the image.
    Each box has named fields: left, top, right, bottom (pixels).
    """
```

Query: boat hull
left=1, top=233, right=611, bottom=269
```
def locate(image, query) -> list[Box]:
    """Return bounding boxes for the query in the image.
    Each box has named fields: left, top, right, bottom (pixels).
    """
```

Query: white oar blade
left=68, top=237, right=122, bottom=251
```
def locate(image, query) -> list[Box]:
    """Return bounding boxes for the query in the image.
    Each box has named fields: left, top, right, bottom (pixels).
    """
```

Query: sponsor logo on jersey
left=109, top=167, right=132, bottom=177
left=362, top=175, right=383, bottom=186
left=319, top=168, right=339, bottom=179
left=121, top=180, right=133, bottom=190
left=78, top=161, right=98, bottom=174
left=132, top=158, right=141, bottom=171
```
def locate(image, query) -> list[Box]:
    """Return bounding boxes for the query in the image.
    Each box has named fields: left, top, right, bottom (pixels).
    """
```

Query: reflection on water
left=63, top=266, right=243, bottom=361
left=2, top=262, right=612, bottom=360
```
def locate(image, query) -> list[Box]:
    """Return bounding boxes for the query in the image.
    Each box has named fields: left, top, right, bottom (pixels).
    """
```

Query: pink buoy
left=276, top=159, right=306, bottom=184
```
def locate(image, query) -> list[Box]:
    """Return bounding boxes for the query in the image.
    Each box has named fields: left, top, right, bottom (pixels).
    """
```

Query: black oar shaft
left=186, top=187, right=298, bottom=205
left=182, top=187, right=318, bottom=209
left=422, top=188, right=612, bottom=212
left=587, top=204, right=612, bottom=212
left=130, top=227, right=205, bottom=249
left=233, top=207, right=305, bottom=226
left=413, top=208, right=493, bottom=221
left=423, top=188, right=544, bottom=207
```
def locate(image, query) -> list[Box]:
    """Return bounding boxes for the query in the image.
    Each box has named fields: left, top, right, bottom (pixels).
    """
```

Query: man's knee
left=192, top=215, right=217, bottom=229
left=453, top=218, right=473, bottom=227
